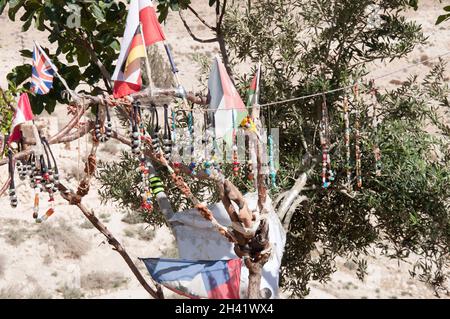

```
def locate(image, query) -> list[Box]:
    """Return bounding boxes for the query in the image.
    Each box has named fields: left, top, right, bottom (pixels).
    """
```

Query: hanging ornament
left=95, top=104, right=112, bottom=143
left=320, top=94, right=334, bottom=188
left=202, top=112, right=211, bottom=176
left=353, top=84, right=363, bottom=189
left=188, top=110, right=196, bottom=174
left=149, top=174, right=165, bottom=196
left=343, top=94, right=352, bottom=187
left=370, top=80, right=382, bottom=176
left=138, top=159, right=153, bottom=213
left=162, top=104, right=172, bottom=161
left=8, top=149, right=18, bottom=208
left=150, top=104, right=161, bottom=155
left=231, top=110, right=239, bottom=176
left=41, top=137, right=60, bottom=193
left=268, top=134, right=277, bottom=188
left=170, top=109, right=181, bottom=167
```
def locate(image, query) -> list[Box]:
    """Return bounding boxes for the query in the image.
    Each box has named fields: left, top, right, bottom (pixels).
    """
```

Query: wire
left=164, top=50, right=450, bottom=112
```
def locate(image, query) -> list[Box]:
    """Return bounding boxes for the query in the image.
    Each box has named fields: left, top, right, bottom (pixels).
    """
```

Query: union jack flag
left=31, top=44, right=55, bottom=95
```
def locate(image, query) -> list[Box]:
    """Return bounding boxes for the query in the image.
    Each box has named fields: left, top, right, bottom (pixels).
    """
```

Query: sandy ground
left=0, top=1, right=449, bottom=299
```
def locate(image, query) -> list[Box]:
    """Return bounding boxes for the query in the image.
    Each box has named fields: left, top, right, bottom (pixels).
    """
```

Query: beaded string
left=139, top=158, right=153, bottom=213
left=35, top=141, right=55, bottom=223
left=16, top=140, right=28, bottom=181
left=210, top=112, right=221, bottom=175
left=353, top=84, right=363, bottom=189
left=231, top=110, right=239, bottom=176
left=267, top=106, right=277, bottom=188
left=202, top=112, right=212, bottom=176
left=171, top=109, right=181, bottom=166
left=343, top=94, right=352, bottom=187
left=187, top=110, right=196, bottom=174
left=150, top=104, right=161, bottom=155
left=370, top=80, right=382, bottom=176
left=320, top=94, right=334, bottom=188
left=41, top=137, right=60, bottom=194
left=162, top=104, right=172, bottom=161
left=8, top=149, right=17, bottom=208
left=95, top=104, right=112, bottom=143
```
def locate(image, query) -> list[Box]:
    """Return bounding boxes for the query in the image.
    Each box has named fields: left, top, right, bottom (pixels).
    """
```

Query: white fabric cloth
left=168, top=192, right=286, bottom=299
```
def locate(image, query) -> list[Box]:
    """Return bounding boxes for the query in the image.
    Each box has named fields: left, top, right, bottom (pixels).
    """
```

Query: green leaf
left=435, top=13, right=450, bottom=25
left=76, top=48, right=90, bottom=67
left=21, top=14, right=34, bottom=32
left=0, top=0, right=7, bottom=15
left=157, top=4, right=169, bottom=23
left=19, top=49, right=33, bottom=58
left=6, top=64, right=32, bottom=89
left=89, top=3, right=105, bottom=21
left=8, top=0, right=26, bottom=20
left=408, top=0, right=418, bottom=11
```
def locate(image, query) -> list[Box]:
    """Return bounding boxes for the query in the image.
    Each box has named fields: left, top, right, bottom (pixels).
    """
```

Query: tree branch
left=57, top=182, right=163, bottom=299
left=187, top=5, right=216, bottom=31
left=179, top=11, right=218, bottom=43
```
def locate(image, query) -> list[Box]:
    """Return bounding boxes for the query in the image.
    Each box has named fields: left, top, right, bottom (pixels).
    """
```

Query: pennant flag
left=31, top=43, right=55, bottom=95
left=141, top=258, right=242, bottom=299
left=208, top=56, right=246, bottom=147
left=8, top=93, right=34, bottom=144
left=112, top=0, right=166, bottom=98
left=246, top=64, right=261, bottom=107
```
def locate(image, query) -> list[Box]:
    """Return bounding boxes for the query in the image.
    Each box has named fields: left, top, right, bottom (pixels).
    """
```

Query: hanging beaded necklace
left=353, top=84, right=363, bottom=189
left=202, top=112, right=212, bottom=176
left=267, top=106, right=276, bottom=188
left=95, top=104, right=112, bottom=143
left=7, top=149, right=17, bottom=208
left=150, top=104, right=161, bottom=156
left=187, top=110, right=196, bottom=174
left=231, top=109, right=240, bottom=176
left=343, top=94, right=352, bottom=187
left=370, top=80, right=382, bottom=176
left=171, top=109, right=181, bottom=168
left=162, top=104, right=172, bottom=161
left=320, top=94, right=334, bottom=188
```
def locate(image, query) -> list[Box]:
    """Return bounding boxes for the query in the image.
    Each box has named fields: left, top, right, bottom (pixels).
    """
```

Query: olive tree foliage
left=222, top=0, right=449, bottom=297
left=1, top=0, right=128, bottom=113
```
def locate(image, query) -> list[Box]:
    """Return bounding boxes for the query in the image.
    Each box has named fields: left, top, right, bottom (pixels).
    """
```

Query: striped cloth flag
left=208, top=56, right=247, bottom=148
left=112, top=0, right=166, bottom=98
left=246, top=65, right=261, bottom=107
left=8, top=93, right=34, bottom=144
left=31, top=43, right=55, bottom=95
left=141, top=258, right=242, bottom=299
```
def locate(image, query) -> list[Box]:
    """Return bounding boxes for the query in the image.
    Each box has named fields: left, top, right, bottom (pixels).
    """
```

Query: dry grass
left=2, top=227, right=29, bottom=246
left=28, top=286, right=52, bottom=299
left=81, top=271, right=128, bottom=291
left=124, top=226, right=156, bottom=241
left=162, top=244, right=179, bottom=258
left=136, top=226, right=156, bottom=241
left=58, top=284, right=84, bottom=299
left=79, top=220, right=94, bottom=229
left=36, top=219, right=89, bottom=259
left=121, top=212, right=145, bottom=224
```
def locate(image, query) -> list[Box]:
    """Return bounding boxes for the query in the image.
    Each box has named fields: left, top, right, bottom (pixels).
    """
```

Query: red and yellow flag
left=112, top=0, right=166, bottom=98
